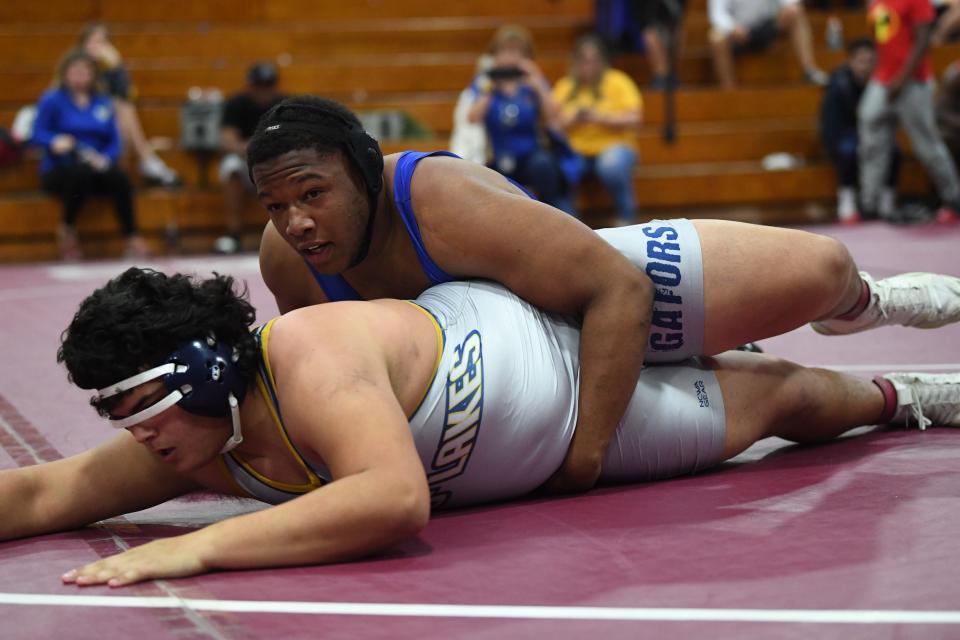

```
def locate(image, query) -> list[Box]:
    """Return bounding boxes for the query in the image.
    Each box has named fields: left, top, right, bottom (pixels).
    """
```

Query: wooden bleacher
left=0, top=0, right=950, bottom=261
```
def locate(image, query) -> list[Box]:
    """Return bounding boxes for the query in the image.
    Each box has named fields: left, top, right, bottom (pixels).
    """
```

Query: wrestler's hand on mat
left=61, top=535, right=206, bottom=588
left=542, top=449, right=603, bottom=494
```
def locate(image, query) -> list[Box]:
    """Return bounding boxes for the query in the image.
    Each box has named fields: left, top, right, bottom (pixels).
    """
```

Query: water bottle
left=826, top=16, right=844, bottom=52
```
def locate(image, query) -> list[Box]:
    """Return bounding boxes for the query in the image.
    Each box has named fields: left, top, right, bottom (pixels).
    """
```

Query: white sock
left=879, top=188, right=896, bottom=217
left=837, top=187, right=857, bottom=220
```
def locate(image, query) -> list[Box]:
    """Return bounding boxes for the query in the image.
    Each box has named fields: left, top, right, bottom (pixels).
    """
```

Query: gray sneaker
left=812, top=271, right=960, bottom=335
left=880, top=372, right=960, bottom=430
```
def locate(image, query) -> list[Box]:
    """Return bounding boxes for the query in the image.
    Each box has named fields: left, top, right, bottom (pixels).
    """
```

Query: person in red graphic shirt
left=859, top=0, right=960, bottom=224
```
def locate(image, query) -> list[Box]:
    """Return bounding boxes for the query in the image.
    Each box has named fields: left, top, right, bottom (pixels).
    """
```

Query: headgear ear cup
left=366, top=144, right=384, bottom=192
left=96, top=333, right=248, bottom=450
left=346, top=128, right=384, bottom=201
left=164, top=336, right=246, bottom=417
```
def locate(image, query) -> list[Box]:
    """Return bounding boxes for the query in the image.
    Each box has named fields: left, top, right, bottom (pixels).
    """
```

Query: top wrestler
left=251, top=95, right=960, bottom=492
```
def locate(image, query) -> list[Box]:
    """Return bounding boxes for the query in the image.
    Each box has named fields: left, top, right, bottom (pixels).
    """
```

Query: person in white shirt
left=708, top=0, right=827, bottom=88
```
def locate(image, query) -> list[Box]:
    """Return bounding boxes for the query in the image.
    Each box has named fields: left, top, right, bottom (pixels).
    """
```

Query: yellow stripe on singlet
left=228, top=318, right=324, bottom=494
left=403, top=301, right=445, bottom=418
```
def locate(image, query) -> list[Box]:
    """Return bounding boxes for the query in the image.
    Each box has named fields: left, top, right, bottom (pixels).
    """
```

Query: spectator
left=708, top=0, right=828, bottom=89
left=932, top=0, right=960, bottom=44
left=554, top=33, right=642, bottom=224
left=31, top=49, right=149, bottom=261
left=78, top=23, right=180, bottom=187
left=594, top=1, right=646, bottom=55
left=936, top=61, right=960, bottom=168
left=217, top=62, right=285, bottom=254
left=860, top=0, right=960, bottom=223
left=640, top=0, right=687, bottom=90
left=450, top=54, right=492, bottom=165
left=466, top=25, right=573, bottom=213
left=819, top=38, right=900, bottom=224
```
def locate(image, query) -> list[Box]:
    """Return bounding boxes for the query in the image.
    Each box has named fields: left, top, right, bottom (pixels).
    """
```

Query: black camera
left=486, top=66, right=526, bottom=81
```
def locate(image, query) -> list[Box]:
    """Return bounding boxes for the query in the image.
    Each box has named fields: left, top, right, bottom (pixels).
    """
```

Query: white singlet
left=410, top=279, right=725, bottom=510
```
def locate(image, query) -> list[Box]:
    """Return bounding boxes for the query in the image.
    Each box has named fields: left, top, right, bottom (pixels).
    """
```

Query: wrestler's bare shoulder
left=270, top=298, right=433, bottom=354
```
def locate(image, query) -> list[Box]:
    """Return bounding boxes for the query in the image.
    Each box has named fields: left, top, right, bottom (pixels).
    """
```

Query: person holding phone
left=467, top=25, right=573, bottom=213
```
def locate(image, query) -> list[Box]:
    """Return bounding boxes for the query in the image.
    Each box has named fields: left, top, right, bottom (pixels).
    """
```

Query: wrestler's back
left=407, top=280, right=726, bottom=508
left=408, top=281, right=580, bottom=509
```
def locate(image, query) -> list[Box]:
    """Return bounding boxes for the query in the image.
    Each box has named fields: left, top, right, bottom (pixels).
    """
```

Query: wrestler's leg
left=709, top=350, right=885, bottom=459
left=598, top=219, right=960, bottom=361
left=602, top=351, right=956, bottom=484
left=599, top=351, right=885, bottom=483
left=693, top=219, right=862, bottom=354
left=694, top=219, right=960, bottom=351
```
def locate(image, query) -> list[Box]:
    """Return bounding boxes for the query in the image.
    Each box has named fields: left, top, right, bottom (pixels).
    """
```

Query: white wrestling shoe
left=812, top=271, right=960, bottom=335
left=140, top=155, right=181, bottom=187
left=880, top=372, right=960, bottom=430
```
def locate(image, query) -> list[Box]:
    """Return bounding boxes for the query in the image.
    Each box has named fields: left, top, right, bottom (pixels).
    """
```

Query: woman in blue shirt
left=32, top=49, right=148, bottom=260
left=467, top=26, right=573, bottom=213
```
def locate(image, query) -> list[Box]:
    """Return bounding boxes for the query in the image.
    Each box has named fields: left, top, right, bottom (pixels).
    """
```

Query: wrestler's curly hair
left=58, top=267, right=259, bottom=415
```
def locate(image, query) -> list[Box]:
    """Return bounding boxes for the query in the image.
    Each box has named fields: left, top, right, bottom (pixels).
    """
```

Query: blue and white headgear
left=96, top=335, right=247, bottom=453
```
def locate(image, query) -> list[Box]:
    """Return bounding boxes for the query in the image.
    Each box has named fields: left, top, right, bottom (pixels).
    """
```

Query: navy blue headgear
left=96, top=335, right=248, bottom=453
left=164, top=336, right=247, bottom=417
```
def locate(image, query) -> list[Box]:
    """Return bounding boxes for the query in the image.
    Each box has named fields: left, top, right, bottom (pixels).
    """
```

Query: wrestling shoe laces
left=812, top=271, right=960, bottom=335
left=881, top=372, right=960, bottom=430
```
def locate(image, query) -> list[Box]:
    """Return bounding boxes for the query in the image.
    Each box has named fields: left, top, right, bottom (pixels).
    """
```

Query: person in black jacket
left=819, top=38, right=900, bottom=224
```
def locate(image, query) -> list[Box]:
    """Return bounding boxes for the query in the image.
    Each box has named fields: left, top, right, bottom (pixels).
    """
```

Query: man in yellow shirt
left=554, top=33, right=643, bottom=223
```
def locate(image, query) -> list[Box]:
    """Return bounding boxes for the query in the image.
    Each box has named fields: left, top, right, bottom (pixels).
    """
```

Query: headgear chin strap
left=96, top=336, right=247, bottom=454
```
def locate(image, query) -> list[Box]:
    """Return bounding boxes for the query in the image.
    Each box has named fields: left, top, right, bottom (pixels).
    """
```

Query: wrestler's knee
left=803, top=234, right=856, bottom=303
left=746, top=354, right=819, bottom=439
left=753, top=355, right=829, bottom=443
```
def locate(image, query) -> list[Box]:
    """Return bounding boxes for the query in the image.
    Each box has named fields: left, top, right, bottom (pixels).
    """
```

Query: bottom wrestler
left=1, top=267, right=956, bottom=587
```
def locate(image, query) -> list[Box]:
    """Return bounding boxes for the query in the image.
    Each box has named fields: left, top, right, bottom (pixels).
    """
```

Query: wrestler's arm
left=196, top=311, right=430, bottom=569
left=62, top=310, right=430, bottom=587
left=0, top=432, right=200, bottom=542
left=410, top=157, right=653, bottom=492
left=259, top=220, right=328, bottom=313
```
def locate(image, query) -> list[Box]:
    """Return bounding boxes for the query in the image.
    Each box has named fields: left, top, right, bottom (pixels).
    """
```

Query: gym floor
left=0, top=221, right=958, bottom=639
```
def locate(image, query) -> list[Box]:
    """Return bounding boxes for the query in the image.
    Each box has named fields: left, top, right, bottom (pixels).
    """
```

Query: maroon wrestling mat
left=0, top=223, right=958, bottom=639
